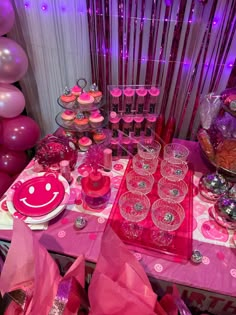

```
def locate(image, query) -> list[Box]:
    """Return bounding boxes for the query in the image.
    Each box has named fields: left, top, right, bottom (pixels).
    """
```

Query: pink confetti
left=89, top=233, right=97, bottom=240
left=113, top=163, right=124, bottom=171
left=58, top=230, right=66, bottom=238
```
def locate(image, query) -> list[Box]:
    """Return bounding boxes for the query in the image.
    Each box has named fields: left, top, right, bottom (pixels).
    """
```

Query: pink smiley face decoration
left=13, top=173, right=65, bottom=217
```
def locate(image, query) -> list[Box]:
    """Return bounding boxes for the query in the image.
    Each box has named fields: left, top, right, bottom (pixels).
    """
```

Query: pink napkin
left=0, top=219, right=86, bottom=314
left=88, top=227, right=167, bottom=315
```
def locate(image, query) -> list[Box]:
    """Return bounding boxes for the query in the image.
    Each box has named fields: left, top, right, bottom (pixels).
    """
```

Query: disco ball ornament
left=35, top=134, right=77, bottom=171
left=213, top=195, right=236, bottom=229
left=199, top=173, right=230, bottom=201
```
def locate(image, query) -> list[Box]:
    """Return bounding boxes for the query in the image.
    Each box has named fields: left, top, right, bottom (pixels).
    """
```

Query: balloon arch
left=0, top=0, right=40, bottom=197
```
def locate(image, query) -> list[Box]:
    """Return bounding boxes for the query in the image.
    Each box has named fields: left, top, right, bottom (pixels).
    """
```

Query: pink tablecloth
left=0, top=139, right=236, bottom=305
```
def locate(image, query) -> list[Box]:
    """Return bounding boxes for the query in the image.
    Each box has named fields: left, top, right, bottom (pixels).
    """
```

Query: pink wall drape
left=86, top=0, right=236, bottom=140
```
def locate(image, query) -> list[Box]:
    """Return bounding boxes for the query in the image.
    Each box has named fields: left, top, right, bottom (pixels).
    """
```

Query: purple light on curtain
left=86, top=0, right=236, bottom=140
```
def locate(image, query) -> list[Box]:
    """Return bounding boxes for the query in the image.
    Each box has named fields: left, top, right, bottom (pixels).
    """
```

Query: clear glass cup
left=119, top=191, right=150, bottom=239
left=126, top=170, right=154, bottom=195
left=132, top=154, right=159, bottom=175
left=137, top=139, right=161, bottom=160
left=151, top=198, right=185, bottom=232
left=158, top=177, right=188, bottom=203
left=160, top=158, right=188, bottom=181
left=163, top=143, right=189, bottom=161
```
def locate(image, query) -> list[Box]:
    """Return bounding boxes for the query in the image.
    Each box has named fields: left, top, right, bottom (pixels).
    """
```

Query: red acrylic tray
left=107, top=159, right=193, bottom=262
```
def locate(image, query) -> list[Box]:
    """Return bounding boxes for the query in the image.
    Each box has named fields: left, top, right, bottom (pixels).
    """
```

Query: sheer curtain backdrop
left=8, top=0, right=236, bottom=139
left=9, top=0, right=92, bottom=137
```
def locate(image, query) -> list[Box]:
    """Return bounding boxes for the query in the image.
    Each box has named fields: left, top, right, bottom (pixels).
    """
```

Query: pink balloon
left=0, top=146, right=29, bottom=175
left=0, top=1, right=15, bottom=36
left=0, top=84, right=25, bottom=118
left=0, top=171, right=13, bottom=197
left=2, top=115, right=41, bottom=151
left=0, top=119, right=2, bottom=144
left=0, top=37, right=28, bottom=84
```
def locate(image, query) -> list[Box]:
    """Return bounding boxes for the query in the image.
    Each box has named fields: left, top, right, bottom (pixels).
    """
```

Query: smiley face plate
left=7, top=172, right=70, bottom=224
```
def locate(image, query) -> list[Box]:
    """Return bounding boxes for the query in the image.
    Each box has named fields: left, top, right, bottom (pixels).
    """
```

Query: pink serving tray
left=107, top=159, right=193, bottom=262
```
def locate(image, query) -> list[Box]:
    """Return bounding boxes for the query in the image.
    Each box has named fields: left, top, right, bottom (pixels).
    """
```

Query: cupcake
left=60, top=87, right=76, bottom=108
left=89, top=110, right=104, bottom=128
left=78, top=136, right=92, bottom=152
left=60, top=110, right=76, bottom=126
left=77, top=92, right=94, bottom=111
left=74, top=113, right=89, bottom=131
left=93, top=130, right=106, bottom=144
left=88, top=83, right=103, bottom=103
left=71, top=85, right=82, bottom=96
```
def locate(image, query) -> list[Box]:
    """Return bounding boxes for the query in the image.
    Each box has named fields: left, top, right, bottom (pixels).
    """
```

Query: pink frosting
left=134, top=116, right=144, bottom=123
left=79, top=93, right=91, bottom=101
left=123, top=116, right=133, bottom=123
left=72, top=85, right=82, bottom=93
left=136, top=88, right=147, bottom=97
left=79, top=137, right=92, bottom=146
left=110, top=88, right=122, bottom=97
left=146, top=115, right=157, bottom=122
left=124, top=87, right=134, bottom=97
left=109, top=111, right=120, bottom=123
left=90, top=111, right=102, bottom=119
left=64, top=110, right=74, bottom=115
left=149, top=87, right=160, bottom=96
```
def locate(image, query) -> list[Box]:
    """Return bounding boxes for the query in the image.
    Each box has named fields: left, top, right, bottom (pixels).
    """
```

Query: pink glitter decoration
left=35, top=135, right=77, bottom=171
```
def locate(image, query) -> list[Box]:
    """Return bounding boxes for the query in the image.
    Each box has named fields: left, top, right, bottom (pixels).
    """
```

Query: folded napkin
left=0, top=219, right=87, bottom=314
left=88, top=227, right=167, bottom=315
left=0, top=199, right=48, bottom=230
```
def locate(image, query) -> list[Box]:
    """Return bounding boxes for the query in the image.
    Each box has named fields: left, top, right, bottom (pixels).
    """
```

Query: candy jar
left=197, top=90, right=236, bottom=180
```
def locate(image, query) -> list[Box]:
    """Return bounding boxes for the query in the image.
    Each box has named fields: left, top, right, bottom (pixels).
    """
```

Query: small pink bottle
left=122, top=116, right=133, bottom=136
left=109, top=111, right=121, bottom=138
left=148, top=86, right=160, bottom=114
left=110, top=88, right=122, bottom=113
left=136, top=87, right=147, bottom=114
left=133, top=116, right=144, bottom=138
left=123, top=87, right=135, bottom=114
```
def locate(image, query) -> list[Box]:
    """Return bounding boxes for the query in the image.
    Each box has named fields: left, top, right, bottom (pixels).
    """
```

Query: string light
left=24, top=1, right=30, bottom=8
left=41, top=3, right=48, bottom=11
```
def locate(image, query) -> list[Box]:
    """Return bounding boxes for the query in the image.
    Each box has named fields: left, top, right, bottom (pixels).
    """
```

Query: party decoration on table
left=0, top=0, right=15, bottom=36
left=35, top=134, right=77, bottom=171
left=191, top=250, right=203, bottom=264
left=74, top=217, right=88, bottom=230
left=6, top=172, right=70, bottom=224
left=0, top=37, right=28, bottom=84
left=88, top=227, right=164, bottom=315
left=198, top=173, right=230, bottom=202
left=211, top=195, right=236, bottom=229
left=0, top=219, right=87, bottom=314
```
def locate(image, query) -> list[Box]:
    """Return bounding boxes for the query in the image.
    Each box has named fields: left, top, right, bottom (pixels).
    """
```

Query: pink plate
left=13, top=175, right=65, bottom=217
left=7, top=172, right=70, bottom=224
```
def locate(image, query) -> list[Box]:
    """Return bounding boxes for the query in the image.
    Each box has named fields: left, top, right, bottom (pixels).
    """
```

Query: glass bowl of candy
left=197, top=90, right=236, bottom=180
left=126, top=170, right=154, bottom=195
left=158, top=177, right=188, bottom=203
left=151, top=199, right=185, bottom=232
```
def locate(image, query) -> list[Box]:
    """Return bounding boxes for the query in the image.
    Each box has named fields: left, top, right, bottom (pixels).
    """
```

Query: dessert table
left=0, top=139, right=236, bottom=315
